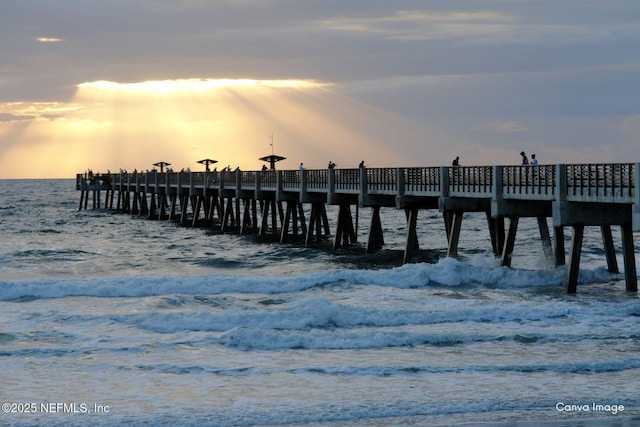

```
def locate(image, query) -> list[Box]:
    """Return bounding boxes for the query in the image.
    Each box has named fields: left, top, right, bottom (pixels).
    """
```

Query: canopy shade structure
left=197, top=159, right=218, bottom=172
left=153, top=161, right=171, bottom=172
left=259, top=154, right=286, bottom=170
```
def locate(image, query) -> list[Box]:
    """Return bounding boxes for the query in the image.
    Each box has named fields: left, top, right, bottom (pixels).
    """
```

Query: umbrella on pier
left=259, top=154, right=286, bottom=170
left=153, top=161, right=171, bottom=172
left=197, top=158, right=218, bottom=172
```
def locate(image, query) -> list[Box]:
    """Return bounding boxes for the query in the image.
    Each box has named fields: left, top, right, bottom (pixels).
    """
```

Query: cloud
left=35, top=37, right=64, bottom=43
left=320, top=9, right=517, bottom=42
left=0, top=113, right=34, bottom=123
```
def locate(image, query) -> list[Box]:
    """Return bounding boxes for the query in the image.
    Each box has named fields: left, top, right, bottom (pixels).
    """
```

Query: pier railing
left=565, top=163, right=634, bottom=202
left=335, top=169, right=361, bottom=192
left=450, top=166, right=493, bottom=197
left=367, top=168, right=398, bottom=193
left=501, top=165, right=556, bottom=200
left=77, top=162, right=638, bottom=205
left=307, top=169, right=329, bottom=191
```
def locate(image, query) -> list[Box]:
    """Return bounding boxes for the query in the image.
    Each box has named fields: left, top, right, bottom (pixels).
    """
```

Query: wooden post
left=159, top=194, right=168, bottom=220
left=140, top=192, right=149, bottom=216
left=566, top=224, right=584, bottom=294
left=168, top=194, right=177, bottom=220
left=443, top=211, right=453, bottom=244
left=366, top=206, right=384, bottom=253
left=537, top=216, right=554, bottom=263
left=501, top=217, right=519, bottom=268
left=554, top=226, right=565, bottom=266
left=149, top=192, right=158, bottom=220
left=131, top=192, right=139, bottom=215
left=252, top=199, right=257, bottom=231
left=280, top=202, right=292, bottom=243
left=298, top=202, right=307, bottom=237
left=305, top=203, right=318, bottom=245
left=600, top=225, right=619, bottom=273
left=403, top=208, right=419, bottom=264
left=240, top=199, right=252, bottom=234
left=621, top=222, right=638, bottom=292
left=321, top=204, right=330, bottom=236
left=487, top=214, right=505, bottom=258
left=192, top=196, right=202, bottom=227
left=447, top=212, right=463, bottom=258
left=333, top=204, right=355, bottom=249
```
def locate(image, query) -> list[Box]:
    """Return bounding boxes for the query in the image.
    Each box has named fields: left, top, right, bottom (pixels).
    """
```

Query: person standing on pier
left=359, top=160, right=365, bottom=168
left=452, top=156, right=460, bottom=166
left=520, top=151, right=529, bottom=165
left=531, top=154, right=538, bottom=167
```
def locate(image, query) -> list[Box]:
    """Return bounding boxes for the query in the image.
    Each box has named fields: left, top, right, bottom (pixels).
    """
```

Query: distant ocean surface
left=1, top=179, right=639, bottom=427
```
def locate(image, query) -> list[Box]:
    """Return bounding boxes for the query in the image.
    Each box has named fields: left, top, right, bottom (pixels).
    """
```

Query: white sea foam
left=0, top=257, right=621, bottom=301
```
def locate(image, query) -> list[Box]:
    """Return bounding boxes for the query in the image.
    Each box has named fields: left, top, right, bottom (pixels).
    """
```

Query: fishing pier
left=77, top=163, right=640, bottom=294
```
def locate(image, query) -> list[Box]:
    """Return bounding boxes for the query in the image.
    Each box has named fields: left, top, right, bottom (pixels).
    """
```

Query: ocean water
left=0, top=179, right=639, bottom=427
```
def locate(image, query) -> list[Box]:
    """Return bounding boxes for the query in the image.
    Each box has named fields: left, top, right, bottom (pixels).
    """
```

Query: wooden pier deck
left=77, top=163, right=640, bottom=294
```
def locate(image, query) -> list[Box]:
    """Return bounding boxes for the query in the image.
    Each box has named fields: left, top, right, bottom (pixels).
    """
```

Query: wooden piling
left=334, top=204, right=356, bottom=249
left=366, top=206, right=384, bottom=253
left=446, top=212, right=463, bottom=258
left=501, top=217, right=519, bottom=268
left=403, top=208, right=419, bottom=263
left=600, top=225, right=619, bottom=273
left=566, top=224, right=584, bottom=294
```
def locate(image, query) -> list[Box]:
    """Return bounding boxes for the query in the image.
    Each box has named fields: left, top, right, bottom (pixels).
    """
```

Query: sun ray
left=0, top=78, right=421, bottom=178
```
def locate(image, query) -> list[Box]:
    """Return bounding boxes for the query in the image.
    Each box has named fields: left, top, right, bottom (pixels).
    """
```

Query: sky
left=1, top=0, right=639, bottom=178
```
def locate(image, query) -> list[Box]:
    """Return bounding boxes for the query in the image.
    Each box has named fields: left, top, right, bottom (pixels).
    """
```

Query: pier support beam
left=281, top=201, right=307, bottom=243
left=220, top=197, right=237, bottom=231
left=191, top=196, right=202, bottom=227
left=537, top=217, right=554, bottom=263
left=554, top=193, right=637, bottom=292
left=78, top=191, right=86, bottom=211
left=334, top=204, right=357, bottom=249
left=168, top=194, right=177, bottom=220
left=554, top=226, right=565, bottom=267
left=501, top=217, right=519, bottom=268
left=155, top=194, right=167, bottom=220
left=446, top=212, right=464, bottom=258
left=206, top=195, right=221, bottom=225
left=601, top=225, right=619, bottom=274
left=148, top=192, right=158, bottom=220
left=366, top=206, right=384, bottom=253
left=306, top=202, right=330, bottom=245
left=259, top=199, right=280, bottom=236
left=566, top=225, right=584, bottom=294
left=621, top=222, right=638, bottom=292
left=240, top=198, right=257, bottom=235
left=487, top=214, right=505, bottom=258
left=403, top=208, right=419, bottom=263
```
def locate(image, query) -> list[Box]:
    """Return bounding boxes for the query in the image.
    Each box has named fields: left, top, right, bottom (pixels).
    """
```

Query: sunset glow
left=0, top=78, right=409, bottom=178
left=78, top=78, right=329, bottom=92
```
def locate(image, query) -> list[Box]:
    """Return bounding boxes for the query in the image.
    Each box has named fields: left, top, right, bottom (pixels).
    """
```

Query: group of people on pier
left=451, top=152, right=539, bottom=167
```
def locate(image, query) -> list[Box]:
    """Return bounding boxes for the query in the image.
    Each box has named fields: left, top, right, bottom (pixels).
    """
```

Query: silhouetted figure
left=520, top=151, right=529, bottom=165
left=452, top=156, right=460, bottom=166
